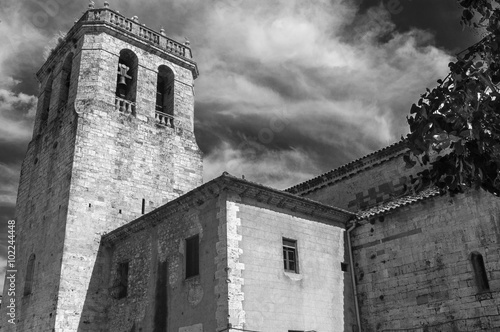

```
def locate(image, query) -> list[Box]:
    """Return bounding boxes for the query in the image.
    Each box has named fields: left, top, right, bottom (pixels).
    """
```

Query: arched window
left=40, top=74, right=54, bottom=123
left=471, top=251, right=490, bottom=292
left=59, top=52, right=73, bottom=107
left=156, top=65, right=174, bottom=116
left=115, top=49, right=138, bottom=103
left=24, top=253, right=36, bottom=296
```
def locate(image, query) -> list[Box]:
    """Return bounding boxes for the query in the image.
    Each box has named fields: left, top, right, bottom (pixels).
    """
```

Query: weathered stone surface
left=104, top=197, right=219, bottom=332
left=351, top=190, right=500, bottom=332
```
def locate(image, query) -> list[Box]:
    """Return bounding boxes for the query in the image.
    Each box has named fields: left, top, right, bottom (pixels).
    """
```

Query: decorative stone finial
left=160, top=27, right=165, bottom=36
left=88, top=0, right=95, bottom=9
left=132, top=16, right=139, bottom=22
left=103, top=1, right=110, bottom=8
left=184, top=37, right=190, bottom=46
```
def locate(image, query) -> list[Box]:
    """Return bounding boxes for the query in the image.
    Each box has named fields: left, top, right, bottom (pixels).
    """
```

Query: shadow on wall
left=77, top=245, right=112, bottom=331
left=78, top=241, right=171, bottom=331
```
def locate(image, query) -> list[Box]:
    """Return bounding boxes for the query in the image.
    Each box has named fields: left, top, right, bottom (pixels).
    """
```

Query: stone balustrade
left=112, top=100, right=188, bottom=129
left=154, top=110, right=176, bottom=127
left=84, top=8, right=192, bottom=59
left=115, top=97, right=136, bottom=115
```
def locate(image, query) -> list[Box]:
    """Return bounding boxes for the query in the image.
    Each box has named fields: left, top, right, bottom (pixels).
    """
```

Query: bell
left=117, top=63, right=130, bottom=86
left=118, top=75, right=127, bottom=86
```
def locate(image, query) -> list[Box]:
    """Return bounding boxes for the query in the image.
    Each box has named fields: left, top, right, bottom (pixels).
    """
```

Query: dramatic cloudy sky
left=0, top=0, right=478, bottom=290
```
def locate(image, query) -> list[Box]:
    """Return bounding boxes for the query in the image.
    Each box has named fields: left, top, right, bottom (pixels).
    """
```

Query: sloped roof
left=102, top=172, right=356, bottom=245
left=286, top=140, right=408, bottom=196
left=356, top=187, right=441, bottom=220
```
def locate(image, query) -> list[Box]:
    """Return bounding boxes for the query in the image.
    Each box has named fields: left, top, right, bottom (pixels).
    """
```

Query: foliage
left=43, top=31, right=67, bottom=60
left=404, top=0, right=500, bottom=196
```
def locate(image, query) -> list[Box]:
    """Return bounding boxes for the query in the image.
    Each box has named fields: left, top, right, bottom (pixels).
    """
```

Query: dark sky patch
left=355, top=0, right=477, bottom=52
left=0, top=141, right=29, bottom=167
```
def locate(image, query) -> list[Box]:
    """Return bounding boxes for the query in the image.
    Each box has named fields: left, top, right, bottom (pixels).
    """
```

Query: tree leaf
left=405, top=2, right=500, bottom=196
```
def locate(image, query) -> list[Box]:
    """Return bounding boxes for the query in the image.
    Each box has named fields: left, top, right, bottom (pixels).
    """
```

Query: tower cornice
left=37, top=6, right=199, bottom=80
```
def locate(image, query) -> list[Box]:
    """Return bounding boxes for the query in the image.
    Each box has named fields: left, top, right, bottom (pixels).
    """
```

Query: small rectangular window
left=283, top=238, right=298, bottom=273
left=341, top=262, right=348, bottom=272
left=186, top=235, right=199, bottom=278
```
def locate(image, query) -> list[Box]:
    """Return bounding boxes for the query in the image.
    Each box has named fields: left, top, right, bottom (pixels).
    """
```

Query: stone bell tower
left=0, top=2, right=202, bottom=330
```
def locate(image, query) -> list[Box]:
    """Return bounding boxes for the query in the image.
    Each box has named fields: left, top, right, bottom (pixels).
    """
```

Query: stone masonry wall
left=104, top=197, right=219, bottom=332
left=0, top=43, right=80, bottom=331
left=303, top=154, right=422, bottom=212
left=55, top=31, right=202, bottom=331
left=299, top=151, right=500, bottom=331
left=103, top=184, right=350, bottom=332
left=235, top=195, right=347, bottom=332
left=352, top=190, right=500, bottom=331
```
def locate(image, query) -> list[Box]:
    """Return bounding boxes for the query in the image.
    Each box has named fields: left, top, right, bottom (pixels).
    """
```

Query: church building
left=1, top=2, right=500, bottom=332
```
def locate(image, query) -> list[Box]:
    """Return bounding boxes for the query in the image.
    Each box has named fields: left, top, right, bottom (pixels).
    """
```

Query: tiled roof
left=286, top=140, right=408, bottom=195
left=356, top=187, right=441, bottom=220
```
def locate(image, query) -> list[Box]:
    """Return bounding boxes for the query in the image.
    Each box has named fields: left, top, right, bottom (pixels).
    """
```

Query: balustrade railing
left=111, top=101, right=188, bottom=129
left=155, top=110, right=175, bottom=127
left=84, top=8, right=192, bottom=58
left=115, top=97, right=136, bottom=115
left=109, top=12, right=133, bottom=32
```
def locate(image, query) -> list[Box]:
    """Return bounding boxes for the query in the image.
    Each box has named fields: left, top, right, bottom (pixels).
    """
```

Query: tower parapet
left=44, top=3, right=197, bottom=75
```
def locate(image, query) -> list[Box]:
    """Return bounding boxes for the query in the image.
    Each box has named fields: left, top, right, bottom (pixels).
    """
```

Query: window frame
left=155, top=65, right=175, bottom=116
left=115, top=49, right=138, bottom=103
left=283, top=238, right=299, bottom=273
